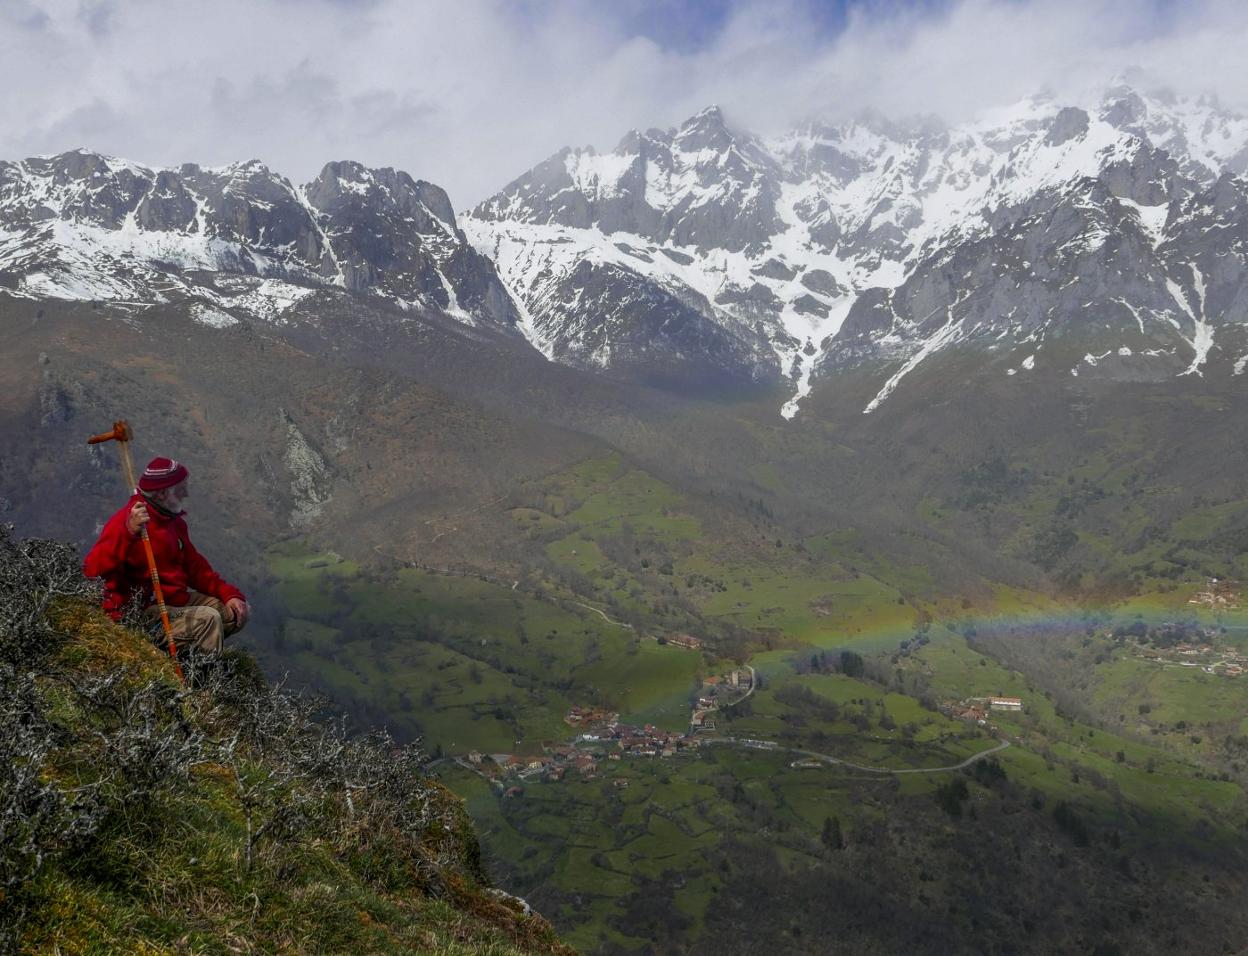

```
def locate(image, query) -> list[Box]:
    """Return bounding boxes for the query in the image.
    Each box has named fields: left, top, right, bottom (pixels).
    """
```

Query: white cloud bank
left=2, top=0, right=1248, bottom=209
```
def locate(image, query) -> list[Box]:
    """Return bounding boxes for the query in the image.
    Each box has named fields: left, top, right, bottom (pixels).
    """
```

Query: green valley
left=255, top=452, right=1248, bottom=955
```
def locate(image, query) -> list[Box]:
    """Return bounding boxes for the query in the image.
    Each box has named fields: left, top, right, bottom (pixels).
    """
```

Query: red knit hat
left=138, top=457, right=189, bottom=492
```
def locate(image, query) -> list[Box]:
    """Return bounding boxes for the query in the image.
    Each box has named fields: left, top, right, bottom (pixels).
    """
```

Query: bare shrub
left=0, top=525, right=99, bottom=668
left=0, top=527, right=451, bottom=948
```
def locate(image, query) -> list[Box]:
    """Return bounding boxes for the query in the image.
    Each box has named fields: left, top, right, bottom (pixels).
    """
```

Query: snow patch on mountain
left=214, top=278, right=316, bottom=321
left=781, top=296, right=854, bottom=419
left=864, top=307, right=963, bottom=414
left=566, top=150, right=636, bottom=199
left=1118, top=197, right=1169, bottom=246
left=1167, top=273, right=1216, bottom=375
left=190, top=303, right=239, bottom=328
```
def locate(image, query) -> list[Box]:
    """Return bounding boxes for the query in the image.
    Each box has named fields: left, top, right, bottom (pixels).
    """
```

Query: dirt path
left=571, top=601, right=634, bottom=629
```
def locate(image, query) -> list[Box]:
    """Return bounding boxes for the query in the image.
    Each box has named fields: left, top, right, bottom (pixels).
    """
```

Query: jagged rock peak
left=305, top=161, right=459, bottom=233
left=0, top=148, right=523, bottom=334
left=673, top=105, right=733, bottom=151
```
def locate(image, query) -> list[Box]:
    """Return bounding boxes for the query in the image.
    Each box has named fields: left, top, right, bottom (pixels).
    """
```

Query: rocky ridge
left=465, top=86, right=1248, bottom=415
left=0, top=150, right=521, bottom=332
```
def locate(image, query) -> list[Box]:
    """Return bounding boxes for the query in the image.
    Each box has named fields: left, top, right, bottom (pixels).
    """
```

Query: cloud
left=1, top=0, right=1247, bottom=210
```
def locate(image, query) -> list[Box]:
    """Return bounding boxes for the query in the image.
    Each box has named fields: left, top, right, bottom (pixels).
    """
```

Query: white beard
left=148, top=490, right=186, bottom=514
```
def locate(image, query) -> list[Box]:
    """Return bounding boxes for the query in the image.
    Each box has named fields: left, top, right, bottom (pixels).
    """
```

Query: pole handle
left=140, top=529, right=182, bottom=681
left=87, top=420, right=133, bottom=445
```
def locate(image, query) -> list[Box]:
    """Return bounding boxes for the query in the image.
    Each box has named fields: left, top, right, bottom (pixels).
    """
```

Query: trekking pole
left=87, top=420, right=184, bottom=683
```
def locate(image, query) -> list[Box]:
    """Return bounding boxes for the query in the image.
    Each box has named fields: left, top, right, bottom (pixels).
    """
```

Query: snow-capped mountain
left=464, top=107, right=789, bottom=389
left=466, top=86, right=1248, bottom=415
left=0, top=149, right=520, bottom=331
left=6, top=85, right=1248, bottom=416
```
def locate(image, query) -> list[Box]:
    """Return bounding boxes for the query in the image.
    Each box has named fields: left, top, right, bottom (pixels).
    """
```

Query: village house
left=565, top=705, right=618, bottom=727
left=488, top=755, right=529, bottom=777
left=944, top=701, right=990, bottom=723
left=666, top=633, right=704, bottom=650
left=518, top=760, right=551, bottom=780
left=1189, top=577, right=1241, bottom=609
left=989, top=696, right=1023, bottom=712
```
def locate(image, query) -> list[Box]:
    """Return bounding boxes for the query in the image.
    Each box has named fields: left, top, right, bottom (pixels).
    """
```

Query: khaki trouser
left=147, top=591, right=244, bottom=654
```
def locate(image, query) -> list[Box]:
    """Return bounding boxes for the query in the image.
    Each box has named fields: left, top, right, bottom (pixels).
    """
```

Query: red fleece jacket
left=83, top=493, right=245, bottom=620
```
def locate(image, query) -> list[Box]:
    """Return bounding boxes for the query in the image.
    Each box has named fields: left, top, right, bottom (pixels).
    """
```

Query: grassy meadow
left=254, top=453, right=1248, bottom=955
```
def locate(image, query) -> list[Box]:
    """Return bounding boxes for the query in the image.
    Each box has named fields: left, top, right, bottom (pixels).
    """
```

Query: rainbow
left=749, top=596, right=1248, bottom=674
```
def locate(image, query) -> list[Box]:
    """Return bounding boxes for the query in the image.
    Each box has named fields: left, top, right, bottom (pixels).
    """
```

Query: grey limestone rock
left=531, top=258, right=778, bottom=389
left=1046, top=107, right=1090, bottom=147
left=303, top=161, right=520, bottom=329
left=280, top=410, right=332, bottom=530
left=800, top=269, right=843, bottom=298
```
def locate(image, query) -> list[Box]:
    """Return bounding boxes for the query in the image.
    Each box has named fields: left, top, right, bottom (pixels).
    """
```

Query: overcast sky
left=2, top=0, right=1247, bottom=209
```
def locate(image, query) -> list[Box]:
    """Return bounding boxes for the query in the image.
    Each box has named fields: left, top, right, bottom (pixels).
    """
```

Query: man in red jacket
left=83, top=457, right=249, bottom=654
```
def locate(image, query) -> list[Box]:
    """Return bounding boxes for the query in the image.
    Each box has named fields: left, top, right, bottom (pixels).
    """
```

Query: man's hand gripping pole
left=88, top=420, right=184, bottom=682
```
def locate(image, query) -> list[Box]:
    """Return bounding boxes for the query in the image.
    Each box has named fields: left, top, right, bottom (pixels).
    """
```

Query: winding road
left=704, top=736, right=1011, bottom=775
left=371, top=544, right=637, bottom=629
